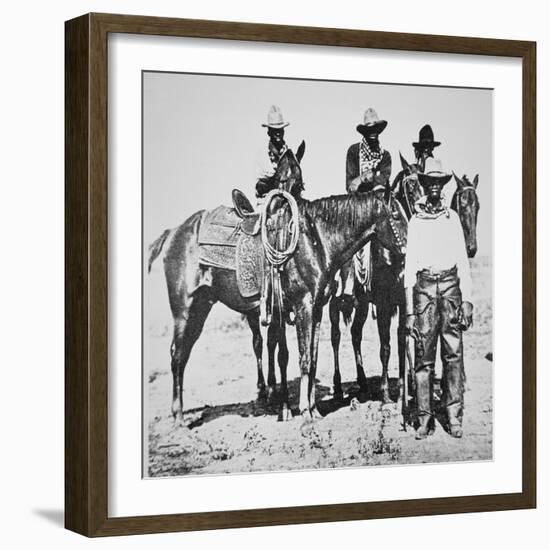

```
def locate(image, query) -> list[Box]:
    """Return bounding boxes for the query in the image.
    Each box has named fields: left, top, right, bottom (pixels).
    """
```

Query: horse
left=149, top=188, right=408, bottom=425
left=392, top=152, right=425, bottom=219
left=329, top=155, right=480, bottom=412
left=329, top=153, right=422, bottom=403
left=148, top=146, right=305, bottom=419
left=451, top=172, right=480, bottom=258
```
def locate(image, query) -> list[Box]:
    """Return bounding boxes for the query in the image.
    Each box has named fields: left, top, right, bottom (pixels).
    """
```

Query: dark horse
left=149, top=188, right=407, bottom=424
left=451, top=172, right=480, bottom=258
left=329, top=154, right=480, bottom=408
left=329, top=154, right=421, bottom=403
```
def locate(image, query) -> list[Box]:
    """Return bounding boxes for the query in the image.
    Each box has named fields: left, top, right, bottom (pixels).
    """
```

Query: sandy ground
left=145, top=257, right=492, bottom=477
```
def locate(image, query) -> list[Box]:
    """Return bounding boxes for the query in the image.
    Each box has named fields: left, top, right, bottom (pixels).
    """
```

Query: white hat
left=261, top=105, right=290, bottom=129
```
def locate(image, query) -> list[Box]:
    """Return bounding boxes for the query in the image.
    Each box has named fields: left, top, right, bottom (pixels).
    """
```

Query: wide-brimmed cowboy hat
left=356, top=108, right=387, bottom=136
left=418, top=157, right=452, bottom=187
left=412, top=124, right=441, bottom=149
left=261, top=105, right=290, bottom=129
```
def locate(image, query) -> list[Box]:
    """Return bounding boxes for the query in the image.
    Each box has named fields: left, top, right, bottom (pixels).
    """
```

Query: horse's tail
left=148, top=229, right=171, bottom=273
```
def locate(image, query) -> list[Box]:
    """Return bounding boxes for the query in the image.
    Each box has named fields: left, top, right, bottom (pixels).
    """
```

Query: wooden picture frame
left=65, top=12, right=536, bottom=537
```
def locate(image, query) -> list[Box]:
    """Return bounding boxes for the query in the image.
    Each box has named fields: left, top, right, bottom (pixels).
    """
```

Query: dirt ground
left=145, top=256, right=493, bottom=477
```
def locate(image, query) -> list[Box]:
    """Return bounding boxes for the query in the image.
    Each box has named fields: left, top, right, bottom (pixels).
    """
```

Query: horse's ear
left=453, top=171, right=463, bottom=188
left=473, top=174, right=479, bottom=188
left=296, top=140, right=305, bottom=164
left=399, top=151, right=410, bottom=172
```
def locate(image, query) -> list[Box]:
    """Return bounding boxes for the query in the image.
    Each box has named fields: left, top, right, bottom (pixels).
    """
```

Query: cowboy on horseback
left=346, top=108, right=392, bottom=193
left=341, top=108, right=392, bottom=301
left=255, top=105, right=291, bottom=199
left=412, top=124, right=441, bottom=172
left=404, top=158, right=473, bottom=440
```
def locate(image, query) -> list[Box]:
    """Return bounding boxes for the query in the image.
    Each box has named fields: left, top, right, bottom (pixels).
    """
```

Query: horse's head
left=276, top=142, right=305, bottom=198
left=258, top=141, right=305, bottom=200
left=375, top=188, right=408, bottom=256
left=451, top=172, right=480, bottom=258
left=392, top=152, right=425, bottom=220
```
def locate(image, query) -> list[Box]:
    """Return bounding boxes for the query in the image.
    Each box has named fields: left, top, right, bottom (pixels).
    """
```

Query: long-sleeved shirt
left=255, top=142, right=288, bottom=181
left=404, top=205, right=473, bottom=303
left=345, top=143, right=392, bottom=192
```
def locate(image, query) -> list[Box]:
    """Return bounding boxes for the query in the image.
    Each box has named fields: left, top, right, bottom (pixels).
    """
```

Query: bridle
left=452, top=183, right=477, bottom=221
left=385, top=192, right=406, bottom=252
left=401, top=174, right=419, bottom=220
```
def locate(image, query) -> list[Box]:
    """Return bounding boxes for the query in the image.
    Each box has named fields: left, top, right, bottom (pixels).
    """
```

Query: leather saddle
left=232, top=188, right=260, bottom=236
left=197, top=192, right=264, bottom=300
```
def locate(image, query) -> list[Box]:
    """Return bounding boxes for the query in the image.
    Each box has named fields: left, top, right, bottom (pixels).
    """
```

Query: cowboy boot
left=447, top=402, right=463, bottom=438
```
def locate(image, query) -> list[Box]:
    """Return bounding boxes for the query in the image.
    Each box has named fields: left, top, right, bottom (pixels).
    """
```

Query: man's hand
left=459, top=301, right=474, bottom=331
left=361, top=168, right=374, bottom=183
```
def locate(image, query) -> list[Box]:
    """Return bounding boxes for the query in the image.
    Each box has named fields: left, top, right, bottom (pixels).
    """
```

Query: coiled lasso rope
left=259, top=188, right=300, bottom=326
left=260, top=188, right=300, bottom=267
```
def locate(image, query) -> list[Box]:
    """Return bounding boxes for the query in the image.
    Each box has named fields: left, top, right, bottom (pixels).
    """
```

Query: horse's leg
left=295, top=300, right=313, bottom=422
left=170, top=291, right=213, bottom=425
left=308, top=308, right=323, bottom=418
left=376, top=297, right=393, bottom=404
left=247, top=312, right=266, bottom=398
left=277, top=323, right=292, bottom=421
left=267, top=322, right=278, bottom=400
left=350, top=295, right=369, bottom=393
left=329, top=295, right=343, bottom=400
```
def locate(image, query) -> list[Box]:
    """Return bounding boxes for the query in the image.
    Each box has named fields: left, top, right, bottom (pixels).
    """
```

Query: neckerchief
left=414, top=195, right=450, bottom=219
left=359, top=138, right=384, bottom=175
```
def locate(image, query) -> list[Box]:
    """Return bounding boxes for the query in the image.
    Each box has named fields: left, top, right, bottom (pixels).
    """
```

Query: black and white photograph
left=143, top=70, right=492, bottom=478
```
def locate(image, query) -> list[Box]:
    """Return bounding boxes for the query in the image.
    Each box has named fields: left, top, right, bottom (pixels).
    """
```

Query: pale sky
left=143, top=71, right=492, bottom=256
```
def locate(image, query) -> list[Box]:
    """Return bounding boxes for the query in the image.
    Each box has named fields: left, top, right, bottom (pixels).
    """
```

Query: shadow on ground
left=185, top=375, right=410, bottom=429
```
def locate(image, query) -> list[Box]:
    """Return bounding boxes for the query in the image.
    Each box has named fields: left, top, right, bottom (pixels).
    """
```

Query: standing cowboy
left=412, top=124, right=441, bottom=172
left=346, top=108, right=392, bottom=193
left=256, top=105, right=290, bottom=198
left=404, top=158, right=473, bottom=440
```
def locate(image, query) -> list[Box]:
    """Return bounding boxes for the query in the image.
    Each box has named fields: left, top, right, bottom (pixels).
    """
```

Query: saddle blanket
left=198, top=205, right=241, bottom=270
left=198, top=205, right=264, bottom=298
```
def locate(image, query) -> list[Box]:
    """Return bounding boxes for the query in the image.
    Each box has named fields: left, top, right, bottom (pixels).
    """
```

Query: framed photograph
left=65, top=13, right=536, bottom=536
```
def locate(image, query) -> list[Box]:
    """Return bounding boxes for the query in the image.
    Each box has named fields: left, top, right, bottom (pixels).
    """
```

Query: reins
left=452, top=184, right=476, bottom=220
left=260, top=188, right=300, bottom=266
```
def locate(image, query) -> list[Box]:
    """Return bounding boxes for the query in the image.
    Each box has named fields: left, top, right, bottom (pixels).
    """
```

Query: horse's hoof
left=173, top=414, right=185, bottom=428
left=310, top=406, right=323, bottom=420
left=300, top=413, right=315, bottom=436
left=279, top=404, right=292, bottom=422
left=333, top=390, right=344, bottom=402
left=267, top=386, right=277, bottom=402
left=257, top=385, right=268, bottom=400
left=350, top=397, right=360, bottom=411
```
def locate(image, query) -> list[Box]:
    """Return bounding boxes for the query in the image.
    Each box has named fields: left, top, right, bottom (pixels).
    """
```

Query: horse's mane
left=300, top=193, right=377, bottom=229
